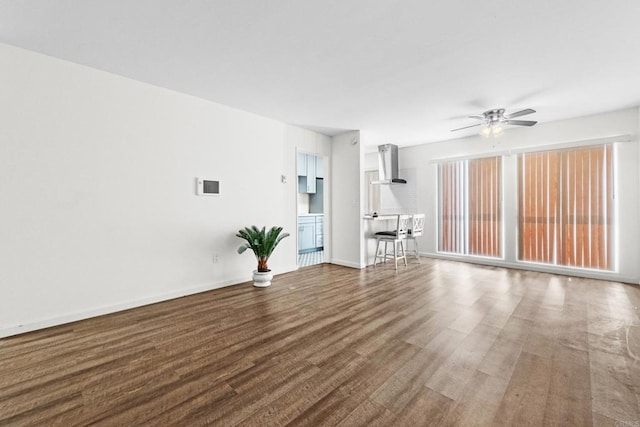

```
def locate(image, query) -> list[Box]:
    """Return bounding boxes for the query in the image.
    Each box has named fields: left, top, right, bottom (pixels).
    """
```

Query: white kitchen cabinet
left=297, top=153, right=317, bottom=194
left=298, top=216, right=316, bottom=252
left=316, top=157, right=323, bottom=179
left=306, top=156, right=317, bottom=193
left=298, top=215, right=324, bottom=252
left=297, top=152, right=307, bottom=176
left=315, top=216, right=324, bottom=248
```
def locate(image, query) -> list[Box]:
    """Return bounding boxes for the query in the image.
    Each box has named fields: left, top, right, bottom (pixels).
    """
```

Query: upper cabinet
left=307, top=156, right=316, bottom=194
left=316, top=156, right=323, bottom=179
left=298, top=153, right=322, bottom=194
left=297, top=152, right=307, bottom=177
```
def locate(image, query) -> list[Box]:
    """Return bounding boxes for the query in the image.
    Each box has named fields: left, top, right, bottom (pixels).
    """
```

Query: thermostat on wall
left=197, top=178, right=220, bottom=196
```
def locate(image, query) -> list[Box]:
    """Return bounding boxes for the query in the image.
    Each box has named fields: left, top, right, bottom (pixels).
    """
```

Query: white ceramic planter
left=253, top=270, right=273, bottom=287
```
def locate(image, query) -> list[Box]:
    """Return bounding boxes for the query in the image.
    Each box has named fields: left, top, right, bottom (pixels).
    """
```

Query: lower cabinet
left=315, top=216, right=324, bottom=249
left=298, top=215, right=324, bottom=253
left=298, top=217, right=316, bottom=252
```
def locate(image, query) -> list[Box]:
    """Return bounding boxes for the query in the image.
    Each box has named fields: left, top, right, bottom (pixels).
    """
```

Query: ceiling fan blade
left=451, top=123, right=482, bottom=132
left=506, top=119, right=537, bottom=126
left=468, top=115, right=484, bottom=120
left=504, top=108, right=535, bottom=119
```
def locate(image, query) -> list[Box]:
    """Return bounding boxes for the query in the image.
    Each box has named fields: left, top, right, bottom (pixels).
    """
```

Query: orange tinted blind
left=518, top=145, right=612, bottom=270
left=468, top=157, right=502, bottom=257
left=438, top=157, right=502, bottom=257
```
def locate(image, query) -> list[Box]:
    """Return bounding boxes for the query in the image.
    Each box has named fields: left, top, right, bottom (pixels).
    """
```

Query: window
left=438, top=156, right=502, bottom=257
left=518, top=144, right=613, bottom=270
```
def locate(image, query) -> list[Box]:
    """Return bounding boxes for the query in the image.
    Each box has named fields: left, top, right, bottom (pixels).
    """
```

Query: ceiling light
left=481, top=122, right=504, bottom=137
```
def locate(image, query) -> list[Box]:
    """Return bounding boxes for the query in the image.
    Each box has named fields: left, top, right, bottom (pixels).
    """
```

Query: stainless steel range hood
left=371, top=144, right=407, bottom=184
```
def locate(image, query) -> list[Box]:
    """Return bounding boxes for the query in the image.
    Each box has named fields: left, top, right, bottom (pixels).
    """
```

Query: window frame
left=436, top=155, right=505, bottom=260
left=516, top=144, right=616, bottom=272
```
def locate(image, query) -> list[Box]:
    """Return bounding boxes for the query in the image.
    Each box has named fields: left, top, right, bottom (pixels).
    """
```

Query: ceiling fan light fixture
left=480, top=122, right=503, bottom=137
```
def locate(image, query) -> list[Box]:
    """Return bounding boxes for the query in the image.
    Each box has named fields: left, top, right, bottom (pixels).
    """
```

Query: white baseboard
left=330, top=259, right=365, bottom=269
left=362, top=250, right=639, bottom=284
left=422, top=252, right=640, bottom=284
left=0, top=264, right=299, bottom=339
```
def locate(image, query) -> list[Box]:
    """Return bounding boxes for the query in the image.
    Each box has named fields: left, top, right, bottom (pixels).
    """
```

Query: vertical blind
left=468, top=157, right=502, bottom=257
left=439, top=157, right=502, bottom=257
left=439, top=161, right=465, bottom=253
left=518, top=144, right=613, bottom=270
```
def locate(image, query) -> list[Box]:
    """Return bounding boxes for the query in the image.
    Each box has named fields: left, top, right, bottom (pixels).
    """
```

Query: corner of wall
left=330, top=131, right=362, bottom=268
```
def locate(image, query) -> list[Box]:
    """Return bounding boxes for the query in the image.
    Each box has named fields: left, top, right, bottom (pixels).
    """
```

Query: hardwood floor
left=1, top=259, right=639, bottom=426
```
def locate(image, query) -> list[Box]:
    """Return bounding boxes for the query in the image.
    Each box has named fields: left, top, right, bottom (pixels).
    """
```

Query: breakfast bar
left=364, top=213, right=425, bottom=267
left=363, top=214, right=406, bottom=266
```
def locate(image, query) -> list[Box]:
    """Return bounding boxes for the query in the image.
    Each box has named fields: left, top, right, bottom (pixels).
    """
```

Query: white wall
left=365, top=108, right=640, bottom=282
left=0, top=43, right=331, bottom=337
left=331, top=131, right=364, bottom=268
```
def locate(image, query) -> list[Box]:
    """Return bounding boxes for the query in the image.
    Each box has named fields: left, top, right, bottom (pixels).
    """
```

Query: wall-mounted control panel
left=196, top=178, right=220, bottom=196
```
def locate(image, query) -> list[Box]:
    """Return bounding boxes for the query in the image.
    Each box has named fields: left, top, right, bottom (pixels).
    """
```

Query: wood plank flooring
left=1, top=259, right=639, bottom=426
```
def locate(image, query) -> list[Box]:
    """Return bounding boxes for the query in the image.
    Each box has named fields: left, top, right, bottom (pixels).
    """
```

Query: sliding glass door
left=518, top=144, right=613, bottom=270
left=438, top=156, right=502, bottom=258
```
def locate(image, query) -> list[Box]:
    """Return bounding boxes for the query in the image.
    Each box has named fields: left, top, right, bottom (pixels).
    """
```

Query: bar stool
left=406, top=213, right=425, bottom=262
left=373, top=214, right=411, bottom=269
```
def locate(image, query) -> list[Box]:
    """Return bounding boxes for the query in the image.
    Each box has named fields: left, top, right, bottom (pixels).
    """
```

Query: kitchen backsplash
left=297, top=192, right=310, bottom=214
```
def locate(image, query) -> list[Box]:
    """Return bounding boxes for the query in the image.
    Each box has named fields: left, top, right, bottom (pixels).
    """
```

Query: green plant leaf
left=235, top=225, right=290, bottom=270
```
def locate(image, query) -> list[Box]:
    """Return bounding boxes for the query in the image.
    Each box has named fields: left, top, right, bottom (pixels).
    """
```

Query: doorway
left=297, top=152, right=325, bottom=267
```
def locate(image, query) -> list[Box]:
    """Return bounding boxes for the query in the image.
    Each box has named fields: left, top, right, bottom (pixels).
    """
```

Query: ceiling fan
left=451, top=108, right=537, bottom=136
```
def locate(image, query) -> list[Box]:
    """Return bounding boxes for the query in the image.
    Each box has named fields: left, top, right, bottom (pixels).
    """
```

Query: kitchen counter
left=363, top=214, right=408, bottom=265
left=363, top=214, right=398, bottom=220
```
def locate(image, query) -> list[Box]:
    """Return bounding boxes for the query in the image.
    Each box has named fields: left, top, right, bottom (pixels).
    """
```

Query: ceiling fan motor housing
left=484, top=108, right=506, bottom=124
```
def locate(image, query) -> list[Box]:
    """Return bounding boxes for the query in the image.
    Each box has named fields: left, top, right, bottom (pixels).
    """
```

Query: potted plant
left=236, top=225, right=290, bottom=287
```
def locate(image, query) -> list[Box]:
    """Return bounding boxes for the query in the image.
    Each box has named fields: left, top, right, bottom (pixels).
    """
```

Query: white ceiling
left=1, top=1, right=640, bottom=148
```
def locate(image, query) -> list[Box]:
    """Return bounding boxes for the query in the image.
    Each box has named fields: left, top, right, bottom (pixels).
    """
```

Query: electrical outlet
left=213, top=254, right=220, bottom=264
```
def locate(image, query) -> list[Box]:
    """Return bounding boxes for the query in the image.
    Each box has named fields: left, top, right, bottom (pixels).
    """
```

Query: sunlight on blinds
left=518, top=145, right=613, bottom=270
left=438, top=157, right=502, bottom=257
left=468, top=157, right=502, bottom=257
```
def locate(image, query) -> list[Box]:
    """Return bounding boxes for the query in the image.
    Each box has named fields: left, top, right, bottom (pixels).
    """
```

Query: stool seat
left=375, top=230, right=398, bottom=237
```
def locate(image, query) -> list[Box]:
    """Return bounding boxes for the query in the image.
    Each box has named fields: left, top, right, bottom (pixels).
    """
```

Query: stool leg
left=393, top=239, right=398, bottom=270
left=401, top=240, right=407, bottom=267
left=384, top=241, right=388, bottom=263
left=414, top=238, right=420, bottom=262
left=374, top=238, right=381, bottom=267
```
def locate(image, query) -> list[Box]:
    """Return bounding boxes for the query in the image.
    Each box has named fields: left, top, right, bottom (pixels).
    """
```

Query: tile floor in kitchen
left=298, top=250, right=323, bottom=267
